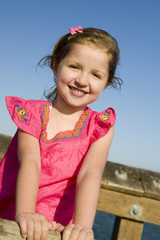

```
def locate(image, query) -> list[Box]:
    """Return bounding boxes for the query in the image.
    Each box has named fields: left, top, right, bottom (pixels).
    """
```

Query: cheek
left=57, top=70, right=75, bottom=84
left=56, top=73, right=67, bottom=85
left=91, top=81, right=106, bottom=95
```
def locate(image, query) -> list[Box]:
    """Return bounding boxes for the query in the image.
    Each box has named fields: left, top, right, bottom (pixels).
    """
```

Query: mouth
left=68, top=86, right=88, bottom=96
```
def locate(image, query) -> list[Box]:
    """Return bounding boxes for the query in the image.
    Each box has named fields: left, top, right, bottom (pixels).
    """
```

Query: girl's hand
left=62, top=224, right=94, bottom=240
left=16, top=213, right=64, bottom=240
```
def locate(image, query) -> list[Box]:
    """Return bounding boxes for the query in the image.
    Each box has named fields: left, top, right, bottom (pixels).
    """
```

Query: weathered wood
left=101, top=161, right=144, bottom=196
left=140, top=168, right=160, bottom=200
left=0, top=218, right=61, bottom=240
left=101, top=161, right=160, bottom=200
left=111, top=217, right=143, bottom=240
left=97, top=188, right=160, bottom=225
left=0, top=134, right=12, bottom=162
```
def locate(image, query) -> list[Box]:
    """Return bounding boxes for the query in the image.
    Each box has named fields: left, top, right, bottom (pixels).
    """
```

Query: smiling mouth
left=69, top=86, right=88, bottom=95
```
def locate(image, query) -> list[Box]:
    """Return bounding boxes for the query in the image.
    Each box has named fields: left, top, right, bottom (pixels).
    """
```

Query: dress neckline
left=41, top=104, right=90, bottom=142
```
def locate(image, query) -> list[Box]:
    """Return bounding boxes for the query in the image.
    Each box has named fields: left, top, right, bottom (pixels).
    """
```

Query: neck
left=52, top=96, right=87, bottom=116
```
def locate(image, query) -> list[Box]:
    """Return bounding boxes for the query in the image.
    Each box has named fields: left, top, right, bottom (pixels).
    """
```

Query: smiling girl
left=0, top=26, right=122, bottom=240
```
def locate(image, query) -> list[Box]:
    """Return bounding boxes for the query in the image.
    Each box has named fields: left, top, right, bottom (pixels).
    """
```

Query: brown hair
left=38, top=27, right=122, bottom=102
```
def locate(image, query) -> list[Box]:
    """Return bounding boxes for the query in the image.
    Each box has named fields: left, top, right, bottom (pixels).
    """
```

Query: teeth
left=70, top=87, right=86, bottom=94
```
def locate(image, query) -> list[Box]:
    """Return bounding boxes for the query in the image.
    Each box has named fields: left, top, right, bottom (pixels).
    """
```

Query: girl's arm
left=16, top=129, right=41, bottom=216
left=63, top=127, right=114, bottom=240
left=16, top=129, right=64, bottom=239
left=16, top=129, right=49, bottom=239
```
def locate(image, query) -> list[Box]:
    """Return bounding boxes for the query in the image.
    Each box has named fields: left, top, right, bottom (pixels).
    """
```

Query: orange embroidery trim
left=41, top=104, right=89, bottom=142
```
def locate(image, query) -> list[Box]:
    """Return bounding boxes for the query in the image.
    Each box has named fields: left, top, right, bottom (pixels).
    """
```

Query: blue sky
left=0, top=0, right=160, bottom=172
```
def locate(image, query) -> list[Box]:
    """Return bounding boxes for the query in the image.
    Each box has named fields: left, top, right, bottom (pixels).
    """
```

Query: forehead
left=64, top=43, right=110, bottom=67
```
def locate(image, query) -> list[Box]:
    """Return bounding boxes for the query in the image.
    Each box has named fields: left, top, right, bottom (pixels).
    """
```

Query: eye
left=92, top=72, right=101, bottom=79
left=69, top=65, right=79, bottom=69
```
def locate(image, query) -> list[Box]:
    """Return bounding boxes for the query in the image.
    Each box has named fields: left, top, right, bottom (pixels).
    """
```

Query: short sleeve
left=90, top=108, right=116, bottom=144
left=5, top=96, right=43, bottom=139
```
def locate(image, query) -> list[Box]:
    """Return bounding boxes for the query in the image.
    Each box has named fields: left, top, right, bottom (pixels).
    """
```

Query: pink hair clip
left=69, top=26, right=83, bottom=35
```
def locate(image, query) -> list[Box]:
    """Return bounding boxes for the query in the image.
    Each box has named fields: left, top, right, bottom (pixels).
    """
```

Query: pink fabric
left=0, top=96, right=116, bottom=226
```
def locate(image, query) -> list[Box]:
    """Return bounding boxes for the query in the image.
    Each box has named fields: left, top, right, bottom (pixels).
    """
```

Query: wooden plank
left=0, top=134, right=12, bottom=162
left=97, top=188, right=160, bottom=225
left=140, top=168, right=160, bottom=200
left=111, top=217, right=143, bottom=240
left=0, top=218, right=61, bottom=240
left=0, top=134, right=12, bottom=151
left=101, top=162, right=144, bottom=196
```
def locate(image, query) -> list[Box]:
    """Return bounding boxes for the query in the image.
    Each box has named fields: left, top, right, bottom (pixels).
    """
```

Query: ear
left=52, top=63, right=57, bottom=77
left=104, top=78, right=109, bottom=89
left=53, top=69, right=57, bottom=77
left=104, top=83, right=108, bottom=89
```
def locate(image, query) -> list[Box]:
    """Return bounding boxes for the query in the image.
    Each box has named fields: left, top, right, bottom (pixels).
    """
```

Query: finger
left=76, top=228, right=94, bottom=240
left=33, top=220, right=42, bottom=240
left=49, top=221, right=64, bottom=232
left=68, top=227, right=80, bottom=240
left=55, top=223, right=65, bottom=232
left=76, top=229, right=86, bottom=240
left=41, top=225, right=49, bottom=240
left=16, top=215, right=27, bottom=238
left=27, top=219, right=34, bottom=240
left=62, top=224, right=74, bottom=240
left=41, top=218, right=49, bottom=240
left=49, top=221, right=57, bottom=230
left=84, top=230, right=94, bottom=240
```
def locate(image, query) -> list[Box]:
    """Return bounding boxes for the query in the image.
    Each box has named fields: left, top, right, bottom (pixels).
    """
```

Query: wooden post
left=111, top=217, right=144, bottom=240
left=0, top=218, right=61, bottom=240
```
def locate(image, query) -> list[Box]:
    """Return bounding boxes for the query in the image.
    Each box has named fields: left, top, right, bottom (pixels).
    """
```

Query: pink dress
left=0, top=96, right=116, bottom=226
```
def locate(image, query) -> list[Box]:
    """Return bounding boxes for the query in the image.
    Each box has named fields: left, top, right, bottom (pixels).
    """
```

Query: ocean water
left=93, top=211, right=160, bottom=240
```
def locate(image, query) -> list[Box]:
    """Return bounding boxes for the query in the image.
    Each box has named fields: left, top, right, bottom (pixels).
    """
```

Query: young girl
left=0, top=26, right=121, bottom=240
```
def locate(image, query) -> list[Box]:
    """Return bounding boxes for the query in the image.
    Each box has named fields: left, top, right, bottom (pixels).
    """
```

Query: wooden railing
left=97, top=161, right=160, bottom=240
left=0, top=218, right=60, bottom=239
left=0, top=134, right=160, bottom=239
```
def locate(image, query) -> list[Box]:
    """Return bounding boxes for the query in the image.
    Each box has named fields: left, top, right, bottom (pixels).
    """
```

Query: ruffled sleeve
left=90, top=108, right=116, bottom=144
left=5, top=96, right=43, bottom=139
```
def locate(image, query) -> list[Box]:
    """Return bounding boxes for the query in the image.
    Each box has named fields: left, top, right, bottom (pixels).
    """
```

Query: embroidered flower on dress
left=15, top=105, right=28, bottom=122
left=99, top=111, right=110, bottom=122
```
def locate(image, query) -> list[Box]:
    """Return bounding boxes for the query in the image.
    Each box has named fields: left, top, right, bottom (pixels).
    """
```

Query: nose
left=75, top=72, right=88, bottom=87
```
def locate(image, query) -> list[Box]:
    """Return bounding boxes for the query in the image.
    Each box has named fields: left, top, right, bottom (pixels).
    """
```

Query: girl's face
left=54, top=43, right=110, bottom=109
